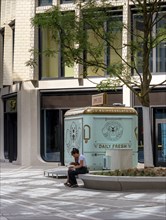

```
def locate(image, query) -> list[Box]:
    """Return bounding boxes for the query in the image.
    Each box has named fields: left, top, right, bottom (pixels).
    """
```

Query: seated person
left=64, top=148, right=89, bottom=188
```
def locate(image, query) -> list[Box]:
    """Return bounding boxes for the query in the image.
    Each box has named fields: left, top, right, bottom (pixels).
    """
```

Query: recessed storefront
left=40, top=90, right=122, bottom=164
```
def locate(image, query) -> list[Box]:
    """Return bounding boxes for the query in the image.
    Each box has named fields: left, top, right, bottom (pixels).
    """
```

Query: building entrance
left=41, top=109, right=68, bottom=164
left=3, top=96, right=17, bottom=162
left=4, top=113, right=17, bottom=162
left=155, top=119, right=166, bottom=166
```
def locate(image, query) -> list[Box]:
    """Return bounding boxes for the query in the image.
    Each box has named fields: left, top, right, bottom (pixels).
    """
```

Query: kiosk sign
left=92, top=93, right=107, bottom=106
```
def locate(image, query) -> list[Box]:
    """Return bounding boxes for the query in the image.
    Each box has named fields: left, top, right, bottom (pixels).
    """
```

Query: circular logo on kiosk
left=102, top=121, right=123, bottom=141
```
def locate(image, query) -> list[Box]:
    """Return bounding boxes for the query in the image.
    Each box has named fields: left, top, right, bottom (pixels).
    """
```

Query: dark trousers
left=68, top=167, right=88, bottom=185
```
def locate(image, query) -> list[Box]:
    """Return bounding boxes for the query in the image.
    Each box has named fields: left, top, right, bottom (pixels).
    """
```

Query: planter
left=78, top=174, right=166, bottom=191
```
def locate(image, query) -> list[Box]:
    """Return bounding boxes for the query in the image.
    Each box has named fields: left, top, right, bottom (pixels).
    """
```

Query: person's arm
left=74, top=159, right=83, bottom=169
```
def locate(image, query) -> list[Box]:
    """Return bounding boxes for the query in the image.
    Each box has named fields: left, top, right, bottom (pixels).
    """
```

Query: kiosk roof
left=65, top=106, right=137, bottom=117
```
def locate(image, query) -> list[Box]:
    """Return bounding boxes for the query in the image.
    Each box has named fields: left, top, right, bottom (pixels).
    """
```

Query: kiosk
left=64, top=106, right=138, bottom=170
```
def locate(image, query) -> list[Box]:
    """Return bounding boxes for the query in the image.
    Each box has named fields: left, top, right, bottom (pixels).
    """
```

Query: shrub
left=93, top=168, right=166, bottom=177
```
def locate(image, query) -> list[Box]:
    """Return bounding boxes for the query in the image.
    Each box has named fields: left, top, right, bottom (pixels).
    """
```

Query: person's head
left=71, top=148, right=79, bottom=158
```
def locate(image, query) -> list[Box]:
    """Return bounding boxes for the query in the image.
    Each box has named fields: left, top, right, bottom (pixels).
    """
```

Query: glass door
left=41, top=109, right=68, bottom=164
left=155, top=119, right=166, bottom=166
left=4, top=113, right=17, bottom=162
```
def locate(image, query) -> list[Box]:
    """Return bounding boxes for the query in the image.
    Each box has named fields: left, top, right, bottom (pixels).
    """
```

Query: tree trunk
left=142, top=106, right=154, bottom=167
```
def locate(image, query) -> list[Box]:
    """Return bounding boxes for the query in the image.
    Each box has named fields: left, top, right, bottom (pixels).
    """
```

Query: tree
left=30, top=0, right=166, bottom=167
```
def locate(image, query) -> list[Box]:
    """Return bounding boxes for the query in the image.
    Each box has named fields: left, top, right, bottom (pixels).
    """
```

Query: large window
left=39, top=28, right=74, bottom=79
left=133, top=11, right=166, bottom=74
left=39, top=11, right=122, bottom=79
left=84, top=14, right=122, bottom=77
left=39, top=28, right=59, bottom=78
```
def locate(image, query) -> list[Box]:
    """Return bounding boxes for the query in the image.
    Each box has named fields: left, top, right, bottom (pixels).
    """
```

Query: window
left=84, top=13, right=122, bottom=77
left=156, top=13, right=166, bottom=73
left=39, top=28, right=59, bottom=79
left=132, top=14, right=152, bottom=73
left=85, top=27, right=105, bottom=76
left=9, top=21, right=15, bottom=69
left=132, top=10, right=166, bottom=74
left=39, top=9, right=75, bottom=79
left=0, top=28, right=4, bottom=78
left=39, top=10, right=122, bottom=79
left=39, top=27, right=74, bottom=79
left=107, top=16, right=123, bottom=68
left=38, top=0, right=52, bottom=6
left=60, top=0, right=73, bottom=4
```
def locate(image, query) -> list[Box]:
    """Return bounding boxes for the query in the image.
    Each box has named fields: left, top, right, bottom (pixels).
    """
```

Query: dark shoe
left=70, top=184, right=78, bottom=188
left=64, top=182, right=71, bottom=187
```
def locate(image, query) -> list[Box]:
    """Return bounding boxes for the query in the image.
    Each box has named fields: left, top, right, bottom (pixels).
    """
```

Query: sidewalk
left=0, top=162, right=166, bottom=220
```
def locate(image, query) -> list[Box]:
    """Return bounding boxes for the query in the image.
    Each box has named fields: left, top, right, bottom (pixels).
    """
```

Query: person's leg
left=76, top=167, right=88, bottom=174
left=68, top=167, right=88, bottom=186
left=68, top=170, right=78, bottom=186
left=64, top=168, right=70, bottom=186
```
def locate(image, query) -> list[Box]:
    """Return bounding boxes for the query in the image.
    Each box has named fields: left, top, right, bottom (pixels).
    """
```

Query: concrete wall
left=13, top=0, right=36, bottom=81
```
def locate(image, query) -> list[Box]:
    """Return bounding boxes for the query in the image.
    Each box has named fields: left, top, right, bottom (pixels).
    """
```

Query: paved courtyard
left=0, top=162, right=166, bottom=220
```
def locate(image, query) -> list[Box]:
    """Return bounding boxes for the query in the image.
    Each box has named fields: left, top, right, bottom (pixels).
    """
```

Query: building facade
left=0, top=0, right=166, bottom=167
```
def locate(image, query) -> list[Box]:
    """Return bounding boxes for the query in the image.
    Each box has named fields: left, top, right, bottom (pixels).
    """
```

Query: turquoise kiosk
left=64, top=106, right=138, bottom=170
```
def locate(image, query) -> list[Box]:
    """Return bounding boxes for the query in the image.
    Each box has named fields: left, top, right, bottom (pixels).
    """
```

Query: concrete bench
left=44, top=168, right=89, bottom=179
left=44, top=168, right=68, bottom=178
